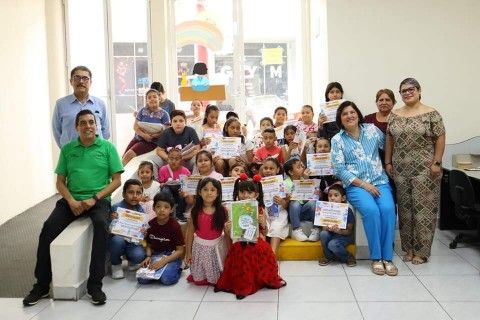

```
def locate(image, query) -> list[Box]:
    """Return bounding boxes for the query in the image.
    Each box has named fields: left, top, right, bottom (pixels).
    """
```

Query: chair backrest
left=449, top=169, right=476, bottom=210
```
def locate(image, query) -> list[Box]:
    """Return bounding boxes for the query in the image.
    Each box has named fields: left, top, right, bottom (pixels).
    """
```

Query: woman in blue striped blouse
left=331, top=101, right=397, bottom=276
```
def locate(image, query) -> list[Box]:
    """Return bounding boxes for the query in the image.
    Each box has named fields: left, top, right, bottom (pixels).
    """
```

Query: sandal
left=402, top=250, right=413, bottom=262
left=319, top=257, right=332, bottom=266
left=412, top=256, right=427, bottom=265
left=371, top=260, right=385, bottom=275
left=383, top=261, right=398, bottom=276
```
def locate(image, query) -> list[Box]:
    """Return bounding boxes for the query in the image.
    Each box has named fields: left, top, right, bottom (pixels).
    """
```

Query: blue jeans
left=346, top=183, right=396, bottom=261
left=137, top=251, right=182, bottom=286
left=161, top=186, right=186, bottom=217
left=288, top=200, right=316, bottom=229
left=320, top=230, right=352, bottom=262
left=109, top=235, right=146, bottom=265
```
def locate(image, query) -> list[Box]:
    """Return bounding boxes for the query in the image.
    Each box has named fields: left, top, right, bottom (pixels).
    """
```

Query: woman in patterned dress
left=385, top=78, right=446, bottom=265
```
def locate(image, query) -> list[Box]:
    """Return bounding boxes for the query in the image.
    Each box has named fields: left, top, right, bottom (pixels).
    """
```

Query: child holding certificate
left=137, top=193, right=185, bottom=285
left=296, top=105, right=318, bottom=138
left=185, top=178, right=229, bottom=285
left=214, top=117, right=254, bottom=176
left=254, top=128, right=284, bottom=164
left=252, top=117, right=274, bottom=150
left=308, top=137, right=341, bottom=201
left=318, top=184, right=356, bottom=267
left=260, top=157, right=289, bottom=254
left=137, top=161, right=160, bottom=221
left=109, top=179, right=147, bottom=279
left=283, top=158, right=320, bottom=242
left=158, top=148, right=191, bottom=222
left=281, top=125, right=302, bottom=160
left=198, top=105, right=221, bottom=148
left=215, top=173, right=286, bottom=299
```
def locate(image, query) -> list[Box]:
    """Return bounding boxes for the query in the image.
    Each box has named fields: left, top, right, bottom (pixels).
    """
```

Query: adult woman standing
left=318, top=82, right=344, bottom=140
left=385, top=78, right=445, bottom=264
left=331, top=101, right=397, bottom=276
left=364, top=89, right=396, bottom=134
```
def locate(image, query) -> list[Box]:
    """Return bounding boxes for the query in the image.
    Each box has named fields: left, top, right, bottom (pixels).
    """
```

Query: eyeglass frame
left=399, top=86, right=417, bottom=96
left=72, top=75, right=91, bottom=82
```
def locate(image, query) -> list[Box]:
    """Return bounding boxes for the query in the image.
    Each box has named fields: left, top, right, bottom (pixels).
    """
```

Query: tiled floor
left=3, top=230, right=480, bottom=320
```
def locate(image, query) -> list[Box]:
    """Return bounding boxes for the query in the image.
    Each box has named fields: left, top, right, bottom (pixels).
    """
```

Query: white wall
left=327, top=0, right=480, bottom=143
left=0, top=0, right=62, bottom=225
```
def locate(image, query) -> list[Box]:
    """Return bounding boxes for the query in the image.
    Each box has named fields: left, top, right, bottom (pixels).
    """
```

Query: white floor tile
left=349, top=275, right=434, bottom=302
left=278, top=302, right=362, bottom=320
left=112, top=301, right=199, bottom=320
left=31, top=299, right=125, bottom=320
left=452, top=246, right=480, bottom=269
left=99, top=275, right=140, bottom=300
left=0, top=298, right=50, bottom=320
left=203, top=286, right=278, bottom=302
left=130, top=273, right=207, bottom=301
left=194, top=302, right=277, bottom=320
left=280, top=260, right=345, bottom=276
left=394, top=240, right=455, bottom=256
left=408, top=255, right=478, bottom=275
left=441, top=302, right=480, bottom=320
left=343, top=254, right=412, bottom=276
left=418, top=275, right=480, bottom=301
left=359, top=301, right=450, bottom=320
left=279, top=276, right=355, bottom=302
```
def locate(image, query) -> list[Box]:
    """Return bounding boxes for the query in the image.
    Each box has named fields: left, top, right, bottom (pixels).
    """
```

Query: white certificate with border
left=314, top=201, right=349, bottom=229
left=220, top=177, right=236, bottom=201
left=110, top=208, right=147, bottom=241
left=307, top=153, right=333, bottom=176
left=289, top=179, right=320, bottom=201
left=261, top=175, right=286, bottom=203
left=217, top=137, right=242, bottom=159
left=179, top=175, right=204, bottom=194
left=319, top=99, right=344, bottom=123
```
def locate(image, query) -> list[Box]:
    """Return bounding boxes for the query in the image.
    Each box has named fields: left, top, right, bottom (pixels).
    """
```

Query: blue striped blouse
left=331, top=123, right=388, bottom=187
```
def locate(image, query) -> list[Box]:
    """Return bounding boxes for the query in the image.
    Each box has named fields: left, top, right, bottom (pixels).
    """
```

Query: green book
left=226, top=199, right=259, bottom=242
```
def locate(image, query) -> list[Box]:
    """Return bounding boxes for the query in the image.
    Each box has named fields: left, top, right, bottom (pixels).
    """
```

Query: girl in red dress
left=215, top=173, right=286, bottom=299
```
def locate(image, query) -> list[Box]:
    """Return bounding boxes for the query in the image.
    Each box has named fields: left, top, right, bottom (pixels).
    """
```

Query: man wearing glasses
left=52, top=66, right=110, bottom=147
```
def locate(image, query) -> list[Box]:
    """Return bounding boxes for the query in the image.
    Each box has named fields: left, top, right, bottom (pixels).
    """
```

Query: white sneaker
left=308, top=228, right=320, bottom=241
left=111, top=264, right=124, bottom=279
left=128, top=262, right=139, bottom=271
left=292, top=228, right=308, bottom=242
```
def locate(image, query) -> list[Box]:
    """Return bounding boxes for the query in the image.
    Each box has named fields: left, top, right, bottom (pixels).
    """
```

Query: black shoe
left=23, top=285, right=49, bottom=306
left=87, top=288, right=106, bottom=305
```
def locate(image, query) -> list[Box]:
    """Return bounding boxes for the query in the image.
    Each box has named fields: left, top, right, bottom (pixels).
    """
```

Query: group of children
left=106, top=99, right=358, bottom=299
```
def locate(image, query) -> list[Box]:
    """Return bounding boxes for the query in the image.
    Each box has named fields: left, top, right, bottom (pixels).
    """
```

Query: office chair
left=448, top=169, right=480, bottom=249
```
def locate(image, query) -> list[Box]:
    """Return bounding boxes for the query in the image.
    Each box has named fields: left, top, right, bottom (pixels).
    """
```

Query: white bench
left=50, top=151, right=158, bottom=300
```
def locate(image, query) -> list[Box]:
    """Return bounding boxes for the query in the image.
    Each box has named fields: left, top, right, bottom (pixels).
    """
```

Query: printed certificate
left=135, top=255, right=167, bottom=280
left=110, top=207, right=147, bottom=241
left=307, top=153, right=333, bottom=176
left=289, top=179, right=320, bottom=201
left=319, top=99, right=344, bottom=123
left=217, top=137, right=242, bottom=159
left=203, top=128, right=223, bottom=152
left=180, top=175, right=204, bottom=194
left=226, top=199, right=259, bottom=242
left=220, top=177, right=236, bottom=201
left=261, top=175, right=286, bottom=203
left=314, top=201, right=349, bottom=229
left=137, top=121, right=165, bottom=134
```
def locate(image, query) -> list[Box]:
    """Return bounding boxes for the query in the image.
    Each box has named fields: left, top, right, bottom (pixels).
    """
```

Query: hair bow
left=252, top=174, right=262, bottom=183
left=166, top=144, right=183, bottom=152
left=239, top=173, right=249, bottom=181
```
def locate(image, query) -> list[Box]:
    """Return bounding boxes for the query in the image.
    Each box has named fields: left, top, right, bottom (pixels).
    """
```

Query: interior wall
left=327, top=0, right=480, bottom=143
left=0, top=0, right=63, bottom=225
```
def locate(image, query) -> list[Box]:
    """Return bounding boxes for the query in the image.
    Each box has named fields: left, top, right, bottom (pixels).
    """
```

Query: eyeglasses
left=399, top=87, right=416, bottom=95
left=72, top=75, right=90, bottom=82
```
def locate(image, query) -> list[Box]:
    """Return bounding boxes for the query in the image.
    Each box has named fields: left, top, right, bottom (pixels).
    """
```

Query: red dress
left=214, top=208, right=286, bottom=298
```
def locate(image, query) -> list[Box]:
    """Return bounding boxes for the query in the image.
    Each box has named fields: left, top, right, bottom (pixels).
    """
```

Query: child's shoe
left=128, top=262, right=140, bottom=271
left=318, top=257, right=332, bottom=266
left=111, top=264, right=125, bottom=279
left=346, top=254, right=357, bottom=267
left=308, top=228, right=320, bottom=241
left=291, top=228, right=308, bottom=241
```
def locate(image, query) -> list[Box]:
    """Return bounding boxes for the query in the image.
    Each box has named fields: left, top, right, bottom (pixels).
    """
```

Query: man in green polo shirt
left=23, top=109, right=124, bottom=306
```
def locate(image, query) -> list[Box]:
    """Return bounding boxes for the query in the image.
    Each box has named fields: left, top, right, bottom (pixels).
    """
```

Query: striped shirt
left=331, top=123, right=388, bottom=187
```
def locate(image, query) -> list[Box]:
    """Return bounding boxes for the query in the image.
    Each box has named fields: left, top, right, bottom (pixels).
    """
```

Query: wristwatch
left=93, top=194, right=100, bottom=202
left=433, top=161, right=442, bottom=167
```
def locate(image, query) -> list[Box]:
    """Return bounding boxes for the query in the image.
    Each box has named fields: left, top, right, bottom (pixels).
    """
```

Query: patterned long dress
left=387, top=110, right=445, bottom=258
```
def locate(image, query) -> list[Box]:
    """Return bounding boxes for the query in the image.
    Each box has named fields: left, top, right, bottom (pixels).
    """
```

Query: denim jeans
left=137, top=251, right=182, bottom=285
left=109, top=235, right=146, bottom=265
left=288, top=200, right=316, bottom=229
left=319, top=230, right=352, bottom=262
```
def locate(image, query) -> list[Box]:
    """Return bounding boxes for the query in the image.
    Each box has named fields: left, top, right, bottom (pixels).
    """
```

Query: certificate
left=135, top=255, right=167, bottom=280
left=220, top=177, right=236, bottom=201
left=319, top=99, right=343, bottom=123
left=314, top=201, right=349, bottom=229
left=226, top=199, right=259, bottom=242
left=217, top=137, right=242, bottom=159
left=137, top=121, right=165, bottom=134
left=261, top=175, right=285, bottom=203
left=292, top=130, right=307, bottom=154
left=180, top=175, right=204, bottom=194
left=307, top=153, right=333, bottom=176
left=110, top=207, right=147, bottom=241
left=203, top=129, right=223, bottom=152
left=289, top=179, right=320, bottom=201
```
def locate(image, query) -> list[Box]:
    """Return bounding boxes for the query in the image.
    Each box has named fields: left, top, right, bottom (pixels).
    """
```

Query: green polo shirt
left=55, top=136, right=124, bottom=201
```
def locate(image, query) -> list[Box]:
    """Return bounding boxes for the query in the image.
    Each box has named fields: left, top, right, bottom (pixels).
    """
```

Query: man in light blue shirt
left=52, top=66, right=110, bottom=147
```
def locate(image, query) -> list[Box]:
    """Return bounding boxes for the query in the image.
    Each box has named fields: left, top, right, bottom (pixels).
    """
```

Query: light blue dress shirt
left=331, top=123, right=388, bottom=187
left=52, top=94, right=110, bottom=147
